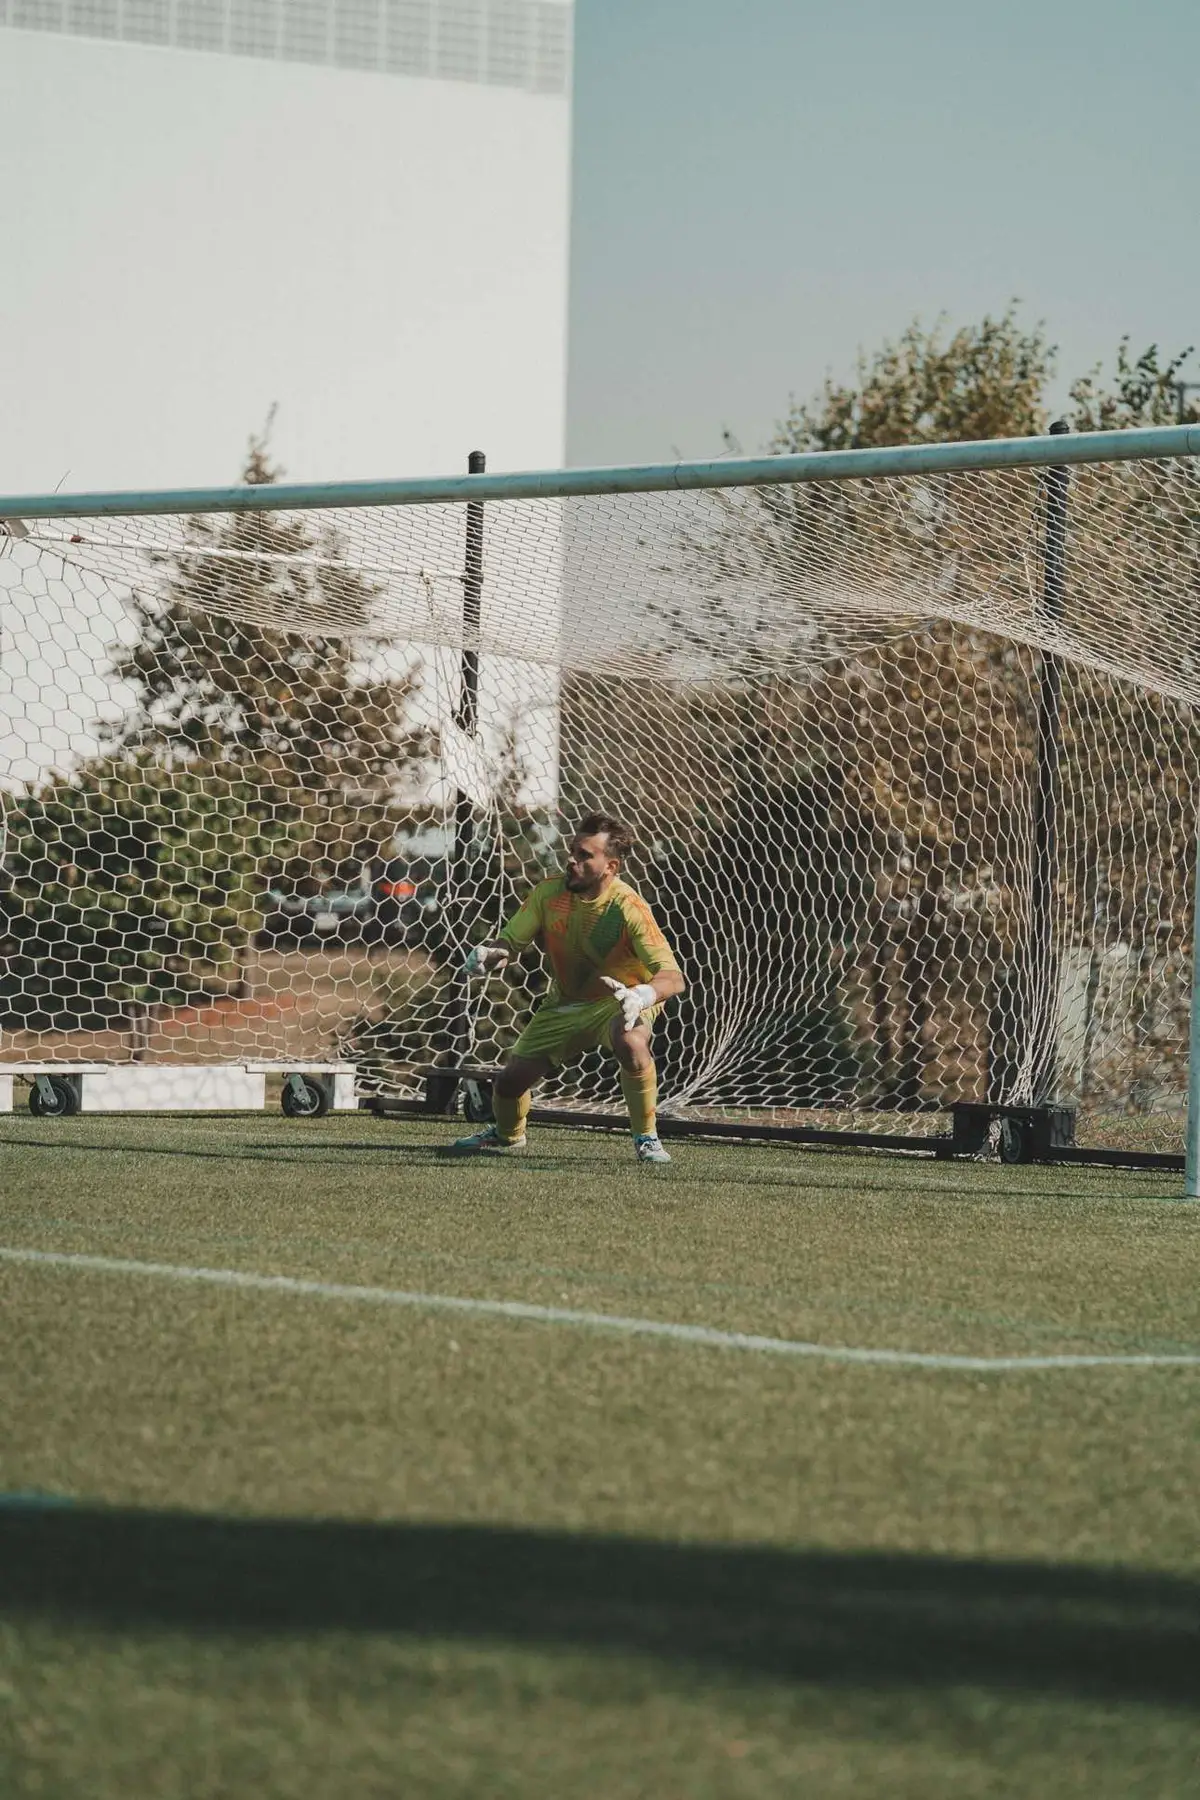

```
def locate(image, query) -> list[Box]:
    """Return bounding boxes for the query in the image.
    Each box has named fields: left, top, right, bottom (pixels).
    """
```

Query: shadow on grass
left=2, top=1505, right=1197, bottom=1707
left=0, top=1133, right=490, bottom=1170
left=628, top=1164, right=1180, bottom=1204
left=0, top=1130, right=1171, bottom=1201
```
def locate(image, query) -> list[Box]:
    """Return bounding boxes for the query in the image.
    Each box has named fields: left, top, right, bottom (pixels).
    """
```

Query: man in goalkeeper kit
left=454, top=812, right=684, bottom=1164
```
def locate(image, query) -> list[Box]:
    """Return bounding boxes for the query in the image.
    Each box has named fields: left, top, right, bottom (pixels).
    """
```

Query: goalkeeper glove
left=600, top=976, right=658, bottom=1030
left=465, top=942, right=510, bottom=976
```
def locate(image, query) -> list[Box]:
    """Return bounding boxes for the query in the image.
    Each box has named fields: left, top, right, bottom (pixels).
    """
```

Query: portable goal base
left=416, top=1064, right=502, bottom=1122
left=367, top=1072, right=1185, bottom=1173
left=0, top=1063, right=359, bottom=1118
left=952, top=1103, right=1075, bottom=1164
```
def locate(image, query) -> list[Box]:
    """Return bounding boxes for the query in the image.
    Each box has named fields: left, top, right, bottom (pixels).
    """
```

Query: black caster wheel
left=998, top=1117, right=1027, bottom=1165
left=29, top=1075, right=81, bottom=1118
left=280, top=1074, right=331, bottom=1118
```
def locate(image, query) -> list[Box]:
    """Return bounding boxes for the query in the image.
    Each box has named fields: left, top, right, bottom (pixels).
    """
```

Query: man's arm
left=464, top=883, right=545, bottom=974
left=601, top=965, right=683, bottom=1027
left=601, top=898, right=685, bottom=1024
left=645, top=966, right=685, bottom=1002
left=464, top=941, right=510, bottom=974
left=625, top=897, right=685, bottom=999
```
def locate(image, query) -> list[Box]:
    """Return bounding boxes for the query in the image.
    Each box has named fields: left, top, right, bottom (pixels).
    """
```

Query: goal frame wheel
left=280, top=1073, right=332, bottom=1119
left=998, top=1116, right=1028, bottom=1165
left=462, top=1077, right=494, bottom=1124
left=28, top=1074, right=81, bottom=1118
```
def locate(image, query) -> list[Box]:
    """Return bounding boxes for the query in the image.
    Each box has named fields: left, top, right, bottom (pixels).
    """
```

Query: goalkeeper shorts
left=511, top=995, right=661, bottom=1067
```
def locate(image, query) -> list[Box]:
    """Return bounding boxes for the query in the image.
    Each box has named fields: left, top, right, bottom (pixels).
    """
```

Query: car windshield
left=266, top=863, right=370, bottom=903
left=380, top=859, right=444, bottom=891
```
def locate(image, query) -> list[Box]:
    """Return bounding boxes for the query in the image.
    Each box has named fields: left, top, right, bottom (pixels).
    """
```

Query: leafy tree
left=105, top=431, right=435, bottom=875
left=763, top=307, right=1055, bottom=453
left=1068, top=338, right=1197, bottom=430
left=0, top=757, right=284, bottom=1030
left=562, top=311, right=1200, bottom=1114
left=756, top=310, right=1195, bottom=454
left=0, top=432, right=437, bottom=1036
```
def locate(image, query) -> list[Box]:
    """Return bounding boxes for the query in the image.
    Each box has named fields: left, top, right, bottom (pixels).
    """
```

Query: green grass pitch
left=2, top=1111, right=1199, bottom=1797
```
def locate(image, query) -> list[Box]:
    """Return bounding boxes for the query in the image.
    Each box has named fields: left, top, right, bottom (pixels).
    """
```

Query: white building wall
left=0, top=0, right=572, bottom=492
left=0, top=6, right=570, bottom=794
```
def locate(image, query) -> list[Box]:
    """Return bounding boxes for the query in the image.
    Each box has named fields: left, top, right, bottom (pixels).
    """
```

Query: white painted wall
left=0, top=14, right=571, bottom=493
left=0, top=15, right=570, bottom=794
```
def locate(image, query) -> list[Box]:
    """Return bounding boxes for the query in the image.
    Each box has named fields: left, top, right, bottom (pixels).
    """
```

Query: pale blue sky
left=568, top=0, right=1200, bottom=465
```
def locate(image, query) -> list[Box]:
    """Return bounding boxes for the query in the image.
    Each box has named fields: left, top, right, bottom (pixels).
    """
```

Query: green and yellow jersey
left=499, top=875, right=680, bottom=1007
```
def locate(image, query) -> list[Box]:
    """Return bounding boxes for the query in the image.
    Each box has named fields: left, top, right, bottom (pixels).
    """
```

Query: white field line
left=3, top=1245, right=1199, bottom=1373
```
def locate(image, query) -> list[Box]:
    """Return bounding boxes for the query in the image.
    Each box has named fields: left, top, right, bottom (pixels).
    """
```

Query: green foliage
left=765, top=306, right=1056, bottom=453
left=1069, top=339, right=1197, bottom=431
left=0, top=757, right=285, bottom=1027
left=566, top=309, right=1200, bottom=1113
left=758, top=309, right=1197, bottom=456
left=0, top=430, right=436, bottom=1032
left=105, top=431, right=434, bottom=845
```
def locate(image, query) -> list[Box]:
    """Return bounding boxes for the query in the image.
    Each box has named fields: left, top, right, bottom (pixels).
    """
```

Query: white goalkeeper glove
left=465, top=942, right=510, bottom=976
left=600, top=976, right=657, bottom=1030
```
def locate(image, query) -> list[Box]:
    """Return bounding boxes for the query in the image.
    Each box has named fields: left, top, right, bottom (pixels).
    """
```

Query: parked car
left=257, top=862, right=376, bottom=947
left=371, top=856, right=445, bottom=944
left=257, top=857, right=444, bottom=949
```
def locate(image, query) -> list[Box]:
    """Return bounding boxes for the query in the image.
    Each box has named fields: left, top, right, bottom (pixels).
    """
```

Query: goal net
left=2, top=432, right=1198, bottom=1151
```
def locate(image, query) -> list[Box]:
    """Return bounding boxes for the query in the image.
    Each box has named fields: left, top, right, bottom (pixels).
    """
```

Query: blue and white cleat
left=452, top=1124, right=526, bottom=1152
left=634, top=1133, right=671, bottom=1165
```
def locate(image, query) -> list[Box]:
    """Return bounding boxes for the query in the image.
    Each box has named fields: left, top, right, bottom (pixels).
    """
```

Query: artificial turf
left=2, top=1112, right=1198, bottom=1796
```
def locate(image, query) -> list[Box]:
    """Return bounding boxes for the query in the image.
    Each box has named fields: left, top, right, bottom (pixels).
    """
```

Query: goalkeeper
left=454, top=812, right=684, bottom=1164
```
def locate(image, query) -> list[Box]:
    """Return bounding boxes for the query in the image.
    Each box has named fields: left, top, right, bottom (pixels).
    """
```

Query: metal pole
left=459, top=449, right=485, bottom=729
left=450, top=449, right=485, bottom=1069
left=5, top=424, right=1199, bottom=522
left=1028, top=418, right=1070, bottom=1105
left=1185, top=818, right=1200, bottom=1197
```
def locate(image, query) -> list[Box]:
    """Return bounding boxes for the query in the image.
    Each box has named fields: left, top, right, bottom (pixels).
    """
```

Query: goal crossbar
left=1, top=424, right=1198, bottom=522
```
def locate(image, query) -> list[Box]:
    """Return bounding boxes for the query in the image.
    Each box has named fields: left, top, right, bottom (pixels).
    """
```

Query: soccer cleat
left=452, top=1124, right=527, bottom=1153
left=634, top=1133, right=671, bottom=1165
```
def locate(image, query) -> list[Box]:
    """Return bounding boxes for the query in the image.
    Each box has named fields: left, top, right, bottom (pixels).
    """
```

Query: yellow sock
left=619, top=1065, right=657, bottom=1138
left=493, top=1090, right=530, bottom=1144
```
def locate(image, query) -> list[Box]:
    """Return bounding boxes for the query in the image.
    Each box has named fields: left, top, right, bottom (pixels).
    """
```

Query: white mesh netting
left=2, top=450, right=1198, bottom=1148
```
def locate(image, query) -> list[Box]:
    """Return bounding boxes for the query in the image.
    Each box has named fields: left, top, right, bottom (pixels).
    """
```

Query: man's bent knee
left=611, top=1023, right=654, bottom=1073
left=496, top=1055, right=547, bottom=1099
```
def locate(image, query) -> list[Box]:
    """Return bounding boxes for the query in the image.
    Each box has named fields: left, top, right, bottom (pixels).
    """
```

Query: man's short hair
left=576, top=811, right=635, bottom=864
